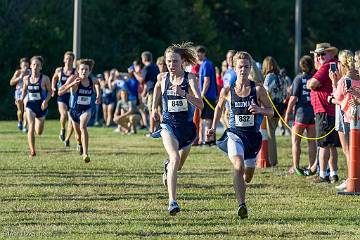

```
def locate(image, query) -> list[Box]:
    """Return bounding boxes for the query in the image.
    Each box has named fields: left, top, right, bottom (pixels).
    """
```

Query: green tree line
left=1, top=0, right=359, bottom=120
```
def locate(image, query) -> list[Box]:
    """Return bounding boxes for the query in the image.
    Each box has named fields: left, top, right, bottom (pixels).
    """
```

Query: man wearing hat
left=307, top=43, right=339, bottom=183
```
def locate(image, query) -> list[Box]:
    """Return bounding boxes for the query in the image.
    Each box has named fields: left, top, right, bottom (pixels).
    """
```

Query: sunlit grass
left=0, top=120, right=359, bottom=239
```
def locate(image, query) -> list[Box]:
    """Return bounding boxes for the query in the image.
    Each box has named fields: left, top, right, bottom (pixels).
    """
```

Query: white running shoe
left=335, top=179, right=347, bottom=191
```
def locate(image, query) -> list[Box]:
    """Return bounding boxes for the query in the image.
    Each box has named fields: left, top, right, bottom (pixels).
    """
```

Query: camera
left=345, top=78, right=352, bottom=90
left=330, top=62, right=337, bottom=72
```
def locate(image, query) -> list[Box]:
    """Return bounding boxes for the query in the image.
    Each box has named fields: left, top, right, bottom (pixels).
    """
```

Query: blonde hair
left=30, top=56, right=44, bottom=65
left=262, top=56, right=280, bottom=76
left=156, top=56, right=165, bottom=66
left=165, top=42, right=197, bottom=66
left=64, top=51, right=75, bottom=60
left=76, top=58, right=95, bottom=71
left=338, top=50, right=355, bottom=76
left=249, top=59, right=263, bottom=83
left=354, top=50, right=360, bottom=70
left=233, top=51, right=252, bottom=64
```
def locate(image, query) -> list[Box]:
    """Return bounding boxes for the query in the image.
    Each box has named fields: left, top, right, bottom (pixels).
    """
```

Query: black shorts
left=201, top=98, right=216, bottom=120
left=315, top=113, right=340, bottom=147
left=295, top=106, right=315, bottom=125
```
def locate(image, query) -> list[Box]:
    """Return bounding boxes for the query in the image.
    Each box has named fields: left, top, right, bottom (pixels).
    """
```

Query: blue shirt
left=223, top=68, right=237, bottom=88
left=199, top=58, right=217, bottom=100
left=126, top=77, right=139, bottom=101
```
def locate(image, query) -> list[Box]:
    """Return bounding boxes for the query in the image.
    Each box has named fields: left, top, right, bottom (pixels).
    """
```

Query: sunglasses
left=316, top=52, right=326, bottom=57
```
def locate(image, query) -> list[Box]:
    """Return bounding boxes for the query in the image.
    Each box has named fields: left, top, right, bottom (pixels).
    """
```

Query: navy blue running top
left=70, top=77, right=93, bottom=111
left=229, top=81, right=263, bottom=132
left=162, top=72, right=194, bottom=124
left=57, top=67, right=75, bottom=89
left=27, top=74, right=47, bottom=103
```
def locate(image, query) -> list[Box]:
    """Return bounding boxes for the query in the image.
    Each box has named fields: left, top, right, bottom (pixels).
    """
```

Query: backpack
left=267, top=74, right=288, bottom=116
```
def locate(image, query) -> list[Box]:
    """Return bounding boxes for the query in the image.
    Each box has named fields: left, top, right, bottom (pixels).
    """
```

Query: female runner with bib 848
left=151, top=43, right=204, bottom=215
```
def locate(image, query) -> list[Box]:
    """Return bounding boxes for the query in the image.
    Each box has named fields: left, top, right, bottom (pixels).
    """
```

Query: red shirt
left=310, top=61, right=335, bottom=116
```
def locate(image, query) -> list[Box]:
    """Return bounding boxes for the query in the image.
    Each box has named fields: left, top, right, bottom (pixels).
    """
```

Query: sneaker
left=64, top=140, right=70, bottom=148
left=113, top=128, right=120, bottom=133
left=168, top=200, right=180, bottom=215
left=238, top=203, right=248, bottom=219
left=336, top=179, right=347, bottom=191
left=313, top=176, right=330, bottom=183
left=295, top=167, right=305, bottom=176
left=83, top=155, right=90, bottom=163
left=77, top=144, right=83, bottom=155
left=17, top=122, right=23, bottom=131
left=303, top=167, right=317, bottom=176
left=163, top=159, right=169, bottom=187
left=59, top=129, right=65, bottom=142
left=22, top=127, right=28, bottom=133
left=330, top=175, right=339, bottom=184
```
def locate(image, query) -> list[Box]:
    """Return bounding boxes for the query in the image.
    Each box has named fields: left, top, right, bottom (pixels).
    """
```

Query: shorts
left=102, top=96, right=115, bottom=105
left=201, top=98, right=216, bottom=119
left=14, top=89, right=23, bottom=101
left=26, top=102, right=48, bottom=118
left=216, top=128, right=262, bottom=168
left=151, top=121, right=197, bottom=150
left=57, top=93, right=70, bottom=109
left=294, top=106, right=315, bottom=126
left=335, top=105, right=350, bottom=133
left=147, top=92, right=154, bottom=113
left=315, top=112, right=340, bottom=147
left=69, top=108, right=92, bottom=124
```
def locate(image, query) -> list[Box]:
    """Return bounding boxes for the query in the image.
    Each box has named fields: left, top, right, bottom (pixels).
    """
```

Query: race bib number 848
left=168, top=99, right=188, bottom=112
left=235, top=114, right=254, bottom=127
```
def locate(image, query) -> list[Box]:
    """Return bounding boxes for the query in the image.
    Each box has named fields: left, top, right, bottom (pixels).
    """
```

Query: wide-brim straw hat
left=310, top=42, right=338, bottom=55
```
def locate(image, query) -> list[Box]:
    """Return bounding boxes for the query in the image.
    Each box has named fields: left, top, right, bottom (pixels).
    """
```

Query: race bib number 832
left=235, top=114, right=254, bottom=127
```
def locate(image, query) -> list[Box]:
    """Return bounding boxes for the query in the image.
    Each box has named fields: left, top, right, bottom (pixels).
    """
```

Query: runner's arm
left=187, top=73, right=204, bottom=110
left=58, top=75, right=78, bottom=96
left=210, top=88, right=229, bottom=131
left=9, top=70, right=21, bottom=86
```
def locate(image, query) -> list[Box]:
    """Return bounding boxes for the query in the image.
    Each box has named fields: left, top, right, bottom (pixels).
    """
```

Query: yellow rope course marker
left=203, top=94, right=335, bottom=140
left=203, top=96, right=216, bottom=111
left=266, top=93, right=335, bottom=140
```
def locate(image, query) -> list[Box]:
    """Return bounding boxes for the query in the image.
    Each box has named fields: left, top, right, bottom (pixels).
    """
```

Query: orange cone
left=257, top=118, right=271, bottom=168
left=339, top=105, right=360, bottom=195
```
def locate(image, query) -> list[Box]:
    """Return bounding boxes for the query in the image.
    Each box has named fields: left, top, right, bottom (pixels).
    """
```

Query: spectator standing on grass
left=207, top=51, right=273, bottom=218
left=262, top=56, right=288, bottom=166
left=307, top=43, right=339, bottom=183
left=151, top=43, right=203, bottom=215
left=133, top=51, right=160, bottom=135
left=284, top=55, right=316, bottom=176
left=330, top=50, right=358, bottom=190
left=196, top=46, right=217, bottom=145
left=101, top=69, right=116, bottom=127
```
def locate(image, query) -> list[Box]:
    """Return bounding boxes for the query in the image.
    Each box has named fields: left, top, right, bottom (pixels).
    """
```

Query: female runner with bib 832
left=58, top=59, right=101, bottom=163
left=207, top=52, right=273, bottom=219
left=151, top=43, right=204, bottom=215
left=19, top=56, right=52, bottom=157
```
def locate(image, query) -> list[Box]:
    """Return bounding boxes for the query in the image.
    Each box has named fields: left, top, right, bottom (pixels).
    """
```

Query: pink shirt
left=310, top=61, right=335, bottom=116
left=334, top=78, right=360, bottom=122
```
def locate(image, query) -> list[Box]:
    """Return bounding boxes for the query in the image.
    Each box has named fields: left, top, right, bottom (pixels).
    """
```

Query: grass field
left=0, top=120, right=359, bottom=239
